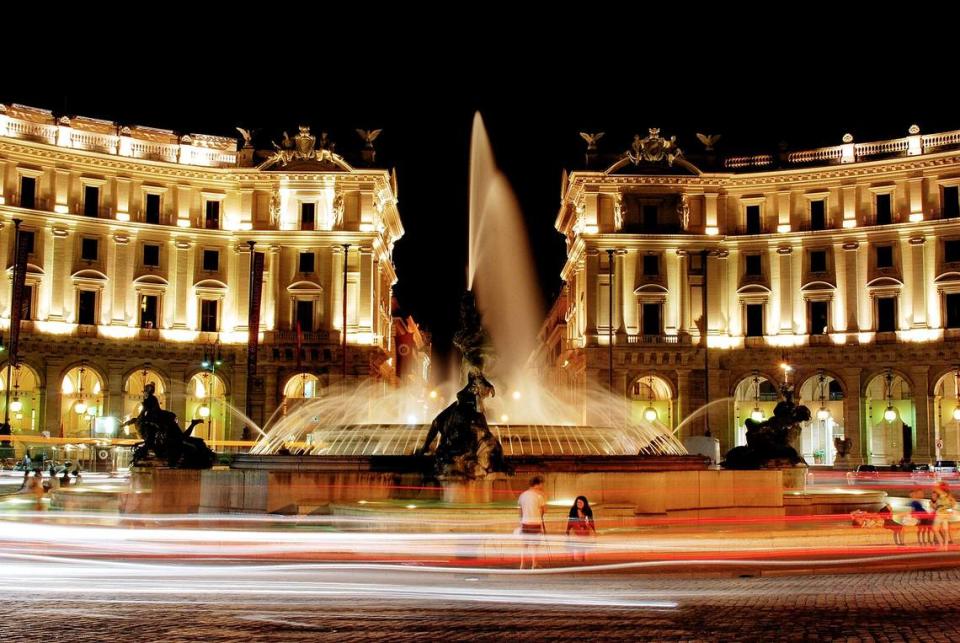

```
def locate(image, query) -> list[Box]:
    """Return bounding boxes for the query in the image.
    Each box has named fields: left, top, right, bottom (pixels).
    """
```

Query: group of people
left=516, top=476, right=597, bottom=569
left=882, top=481, right=956, bottom=548
left=18, top=461, right=82, bottom=509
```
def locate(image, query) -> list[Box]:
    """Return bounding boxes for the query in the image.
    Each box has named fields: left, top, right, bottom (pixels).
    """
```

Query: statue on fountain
left=415, top=292, right=509, bottom=481
left=122, top=382, right=216, bottom=469
left=722, top=382, right=811, bottom=470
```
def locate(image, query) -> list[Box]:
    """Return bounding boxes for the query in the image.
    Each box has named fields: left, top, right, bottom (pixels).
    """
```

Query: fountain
left=127, top=114, right=795, bottom=524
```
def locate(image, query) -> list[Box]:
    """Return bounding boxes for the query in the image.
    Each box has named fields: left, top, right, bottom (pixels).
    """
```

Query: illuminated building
left=0, top=103, right=402, bottom=440
left=545, top=125, right=960, bottom=465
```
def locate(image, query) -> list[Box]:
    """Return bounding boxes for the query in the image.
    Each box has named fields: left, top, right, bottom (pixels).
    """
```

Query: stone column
left=676, top=250, right=689, bottom=336
left=614, top=249, right=627, bottom=341
left=909, top=236, right=927, bottom=328
left=842, top=241, right=860, bottom=333
left=44, top=358, right=66, bottom=437
left=105, top=361, right=124, bottom=420
left=168, top=362, right=188, bottom=425
left=330, top=245, right=345, bottom=342
left=359, top=246, right=374, bottom=335
left=47, top=227, right=70, bottom=321
left=910, top=365, right=932, bottom=461
left=584, top=248, right=599, bottom=346
left=173, top=239, right=191, bottom=328
left=778, top=246, right=793, bottom=333
left=840, top=366, right=864, bottom=465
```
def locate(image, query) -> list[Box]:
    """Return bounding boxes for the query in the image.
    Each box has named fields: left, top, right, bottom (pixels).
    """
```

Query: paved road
left=2, top=561, right=960, bottom=641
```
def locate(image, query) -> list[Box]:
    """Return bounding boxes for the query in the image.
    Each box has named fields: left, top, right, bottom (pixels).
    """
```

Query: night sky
left=6, top=59, right=958, bottom=378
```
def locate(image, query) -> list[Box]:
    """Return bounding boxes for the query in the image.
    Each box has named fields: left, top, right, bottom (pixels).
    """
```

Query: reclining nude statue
left=123, top=382, right=216, bottom=469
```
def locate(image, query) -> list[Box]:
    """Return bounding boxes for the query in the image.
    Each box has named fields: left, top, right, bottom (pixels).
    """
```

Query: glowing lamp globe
left=643, top=406, right=658, bottom=422
left=952, top=406, right=960, bottom=422
left=86, top=406, right=97, bottom=417
left=9, top=399, right=22, bottom=413
left=74, top=401, right=87, bottom=415
left=750, top=407, right=765, bottom=422
left=816, top=406, right=831, bottom=421
left=883, top=405, right=897, bottom=423
left=199, top=404, right=211, bottom=418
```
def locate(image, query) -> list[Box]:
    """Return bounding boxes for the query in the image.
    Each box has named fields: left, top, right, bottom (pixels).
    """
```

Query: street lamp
left=952, top=368, right=960, bottom=421
left=199, top=341, right=222, bottom=439
left=642, top=376, right=658, bottom=423
left=816, top=371, right=831, bottom=421
left=883, top=369, right=897, bottom=423
left=750, top=370, right=764, bottom=422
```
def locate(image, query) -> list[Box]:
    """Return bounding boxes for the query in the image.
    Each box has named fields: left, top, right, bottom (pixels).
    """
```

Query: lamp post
left=701, top=248, right=711, bottom=436
left=750, top=370, right=764, bottom=422
left=883, top=369, right=897, bottom=423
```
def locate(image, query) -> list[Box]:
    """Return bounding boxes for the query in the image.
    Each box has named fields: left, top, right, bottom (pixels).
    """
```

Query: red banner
left=8, top=232, right=29, bottom=360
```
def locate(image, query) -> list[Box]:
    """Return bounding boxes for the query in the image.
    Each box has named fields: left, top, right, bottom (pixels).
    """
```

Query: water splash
left=250, top=113, right=687, bottom=458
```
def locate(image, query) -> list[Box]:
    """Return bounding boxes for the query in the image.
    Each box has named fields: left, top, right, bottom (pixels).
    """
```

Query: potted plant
left=813, top=448, right=826, bottom=464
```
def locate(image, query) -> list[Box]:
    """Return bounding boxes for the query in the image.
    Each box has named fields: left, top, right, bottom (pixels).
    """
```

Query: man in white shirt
left=517, top=476, right=546, bottom=569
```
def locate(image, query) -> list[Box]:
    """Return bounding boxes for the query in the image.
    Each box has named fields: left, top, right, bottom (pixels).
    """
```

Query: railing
left=138, top=328, right=160, bottom=341
left=923, top=131, right=960, bottom=150
left=626, top=334, right=687, bottom=345
left=855, top=138, right=909, bottom=157
left=270, top=330, right=332, bottom=344
left=5, top=195, right=50, bottom=211
left=76, top=324, right=98, bottom=338
left=787, top=146, right=843, bottom=164
left=1, top=114, right=237, bottom=168
left=724, top=154, right=773, bottom=169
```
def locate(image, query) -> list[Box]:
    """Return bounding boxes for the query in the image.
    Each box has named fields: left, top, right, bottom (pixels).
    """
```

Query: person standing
left=908, top=488, right=934, bottom=546
left=933, top=482, right=956, bottom=549
left=566, top=496, right=597, bottom=562
left=518, top=476, right=546, bottom=570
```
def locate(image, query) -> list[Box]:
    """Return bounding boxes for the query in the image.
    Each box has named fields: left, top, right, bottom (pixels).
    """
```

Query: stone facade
left=542, top=125, right=960, bottom=465
left=0, top=103, right=403, bottom=442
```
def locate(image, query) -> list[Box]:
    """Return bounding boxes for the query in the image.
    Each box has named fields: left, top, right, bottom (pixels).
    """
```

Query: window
left=21, top=285, right=33, bottom=321
left=876, top=245, right=894, bottom=269
left=642, top=255, right=659, bottom=276
left=296, top=300, right=314, bottom=333
left=145, top=193, right=161, bottom=224
left=77, top=290, right=97, bottom=326
left=301, top=203, right=316, bottom=231
left=810, top=250, right=827, bottom=273
left=298, top=252, right=316, bottom=273
left=81, top=238, right=99, bottom=262
left=204, top=200, right=220, bottom=229
left=876, top=193, right=892, bottom=225
left=139, top=295, right=158, bottom=329
left=641, top=303, right=661, bottom=336
left=641, top=205, right=658, bottom=232
left=745, top=254, right=762, bottom=276
left=202, top=249, right=219, bottom=272
left=809, top=300, right=829, bottom=334
left=745, top=205, right=761, bottom=234
left=19, top=230, right=36, bottom=255
left=83, top=185, right=99, bottom=217
left=877, top=297, right=896, bottom=332
left=19, top=176, right=36, bottom=209
left=810, top=200, right=826, bottom=231
left=200, top=299, right=219, bottom=332
left=946, top=240, right=960, bottom=264
left=746, top=304, right=764, bottom=337
left=944, top=186, right=960, bottom=219
left=946, top=294, right=960, bottom=329
left=143, top=244, right=160, bottom=267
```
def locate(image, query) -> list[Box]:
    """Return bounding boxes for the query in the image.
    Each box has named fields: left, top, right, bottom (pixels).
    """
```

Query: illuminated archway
left=0, top=363, right=41, bottom=433
left=60, top=365, right=104, bottom=438
left=122, top=367, right=167, bottom=431
left=797, top=372, right=845, bottom=465
left=733, top=373, right=779, bottom=447
left=864, top=370, right=913, bottom=465
left=933, top=370, right=960, bottom=461
left=628, top=374, right=673, bottom=429
left=186, top=371, right=227, bottom=443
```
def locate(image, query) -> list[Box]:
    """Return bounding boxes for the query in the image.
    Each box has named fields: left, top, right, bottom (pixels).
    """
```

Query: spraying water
left=251, top=114, right=687, bottom=457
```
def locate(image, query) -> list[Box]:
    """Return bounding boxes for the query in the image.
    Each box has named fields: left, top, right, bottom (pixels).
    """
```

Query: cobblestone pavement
left=2, top=565, right=960, bottom=641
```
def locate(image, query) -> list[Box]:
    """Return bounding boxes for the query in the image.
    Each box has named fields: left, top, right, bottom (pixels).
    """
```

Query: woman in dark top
left=566, top=496, right=597, bottom=561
